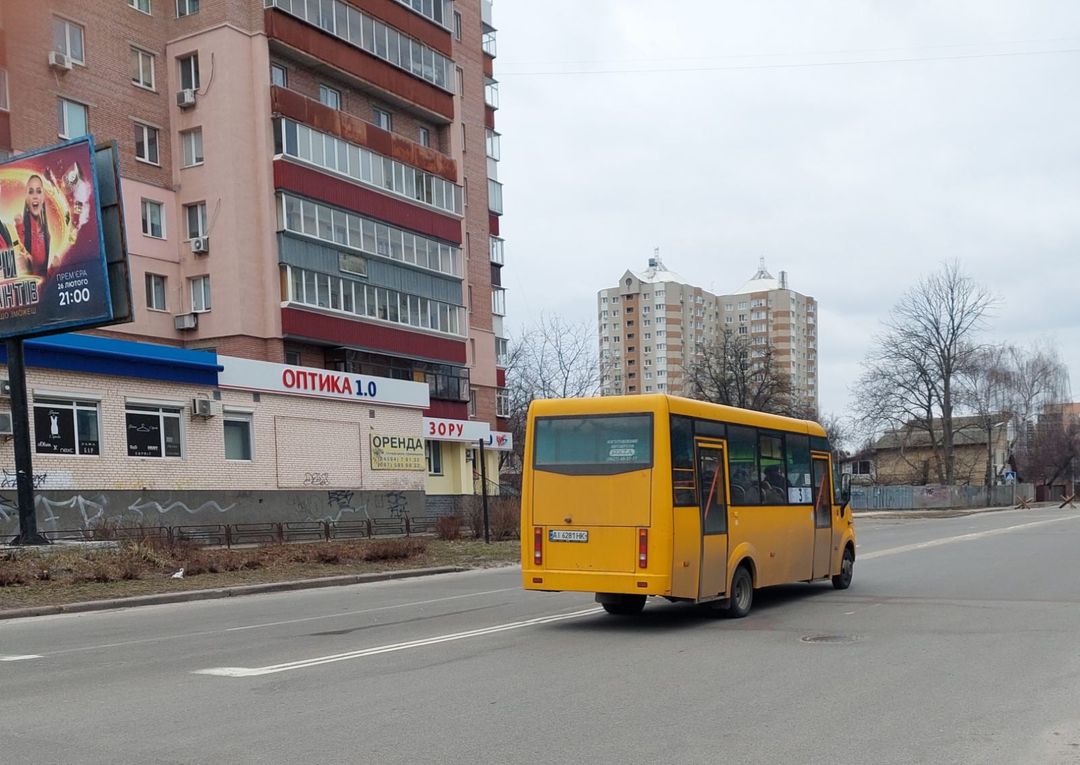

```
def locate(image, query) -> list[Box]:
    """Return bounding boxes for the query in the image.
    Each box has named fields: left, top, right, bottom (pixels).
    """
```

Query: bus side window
left=727, top=425, right=759, bottom=505
left=671, top=415, right=696, bottom=505
left=786, top=434, right=812, bottom=504
left=758, top=432, right=787, bottom=504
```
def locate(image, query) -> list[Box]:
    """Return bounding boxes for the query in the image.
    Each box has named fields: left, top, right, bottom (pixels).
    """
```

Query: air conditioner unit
left=48, top=51, right=73, bottom=72
left=177, top=88, right=197, bottom=109
left=0, top=411, right=13, bottom=436
left=0, top=379, right=10, bottom=398
left=191, top=237, right=209, bottom=255
left=174, top=312, right=198, bottom=331
left=191, top=398, right=222, bottom=417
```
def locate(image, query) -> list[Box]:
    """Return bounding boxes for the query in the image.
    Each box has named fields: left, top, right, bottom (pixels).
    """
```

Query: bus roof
left=529, top=394, right=827, bottom=438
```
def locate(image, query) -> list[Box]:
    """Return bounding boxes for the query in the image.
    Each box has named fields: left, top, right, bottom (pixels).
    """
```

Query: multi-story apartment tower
left=0, top=0, right=508, bottom=488
left=598, top=257, right=818, bottom=413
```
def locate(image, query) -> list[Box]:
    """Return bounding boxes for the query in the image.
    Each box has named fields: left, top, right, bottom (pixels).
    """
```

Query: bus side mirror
left=840, top=473, right=852, bottom=506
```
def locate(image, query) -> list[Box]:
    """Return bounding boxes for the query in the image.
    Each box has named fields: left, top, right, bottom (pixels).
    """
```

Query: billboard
left=0, top=137, right=113, bottom=339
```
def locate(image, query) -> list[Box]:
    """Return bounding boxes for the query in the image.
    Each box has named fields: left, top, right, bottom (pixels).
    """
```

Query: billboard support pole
left=6, top=338, right=48, bottom=545
left=478, top=439, right=491, bottom=544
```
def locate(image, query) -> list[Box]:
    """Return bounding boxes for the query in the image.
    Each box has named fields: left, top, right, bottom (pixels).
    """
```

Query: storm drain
left=800, top=634, right=859, bottom=644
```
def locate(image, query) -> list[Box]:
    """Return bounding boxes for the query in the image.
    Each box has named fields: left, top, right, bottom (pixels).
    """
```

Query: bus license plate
left=549, top=530, right=588, bottom=543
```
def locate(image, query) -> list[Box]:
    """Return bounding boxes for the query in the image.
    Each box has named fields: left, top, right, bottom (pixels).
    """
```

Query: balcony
left=482, top=30, right=497, bottom=57
left=489, top=236, right=504, bottom=265
left=481, top=0, right=494, bottom=32
left=484, top=77, right=499, bottom=109
left=486, top=129, right=501, bottom=160
left=488, top=179, right=503, bottom=214
left=491, top=287, right=507, bottom=316
left=276, top=118, right=463, bottom=216
left=394, top=0, right=455, bottom=30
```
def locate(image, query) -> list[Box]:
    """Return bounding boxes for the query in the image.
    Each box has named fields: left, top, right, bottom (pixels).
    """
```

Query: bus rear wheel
left=833, top=547, right=854, bottom=590
left=724, top=566, right=753, bottom=619
left=599, top=595, right=646, bottom=615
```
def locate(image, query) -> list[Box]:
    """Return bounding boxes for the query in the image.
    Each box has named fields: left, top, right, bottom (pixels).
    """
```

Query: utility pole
left=7, top=338, right=48, bottom=545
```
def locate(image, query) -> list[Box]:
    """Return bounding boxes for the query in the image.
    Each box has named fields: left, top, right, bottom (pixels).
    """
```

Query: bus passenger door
left=696, top=442, right=729, bottom=600
left=811, top=456, right=833, bottom=579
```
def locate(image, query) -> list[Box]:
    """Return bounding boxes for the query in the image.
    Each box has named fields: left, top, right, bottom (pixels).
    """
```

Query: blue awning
left=0, top=333, right=222, bottom=386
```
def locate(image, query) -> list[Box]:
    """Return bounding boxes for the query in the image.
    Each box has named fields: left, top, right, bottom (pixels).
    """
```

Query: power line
left=497, top=47, right=1080, bottom=77
left=499, top=35, right=1080, bottom=68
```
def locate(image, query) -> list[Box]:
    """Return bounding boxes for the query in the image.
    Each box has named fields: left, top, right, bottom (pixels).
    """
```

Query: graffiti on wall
left=0, top=469, right=75, bottom=490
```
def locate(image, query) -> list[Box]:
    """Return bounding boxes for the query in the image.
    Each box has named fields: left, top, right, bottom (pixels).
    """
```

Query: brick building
left=0, top=0, right=509, bottom=499
left=598, top=256, right=819, bottom=413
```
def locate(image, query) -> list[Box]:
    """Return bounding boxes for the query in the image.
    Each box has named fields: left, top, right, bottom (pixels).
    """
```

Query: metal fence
left=850, top=483, right=1034, bottom=511
left=40, top=516, right=448, bottom=547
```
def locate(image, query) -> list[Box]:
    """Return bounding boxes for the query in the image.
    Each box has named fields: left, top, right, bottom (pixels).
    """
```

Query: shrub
left=362, top=538, right=428, bottom=561
left=489, top=497, right=521, bottom=541
left=435, top=515, right=463, bottom=541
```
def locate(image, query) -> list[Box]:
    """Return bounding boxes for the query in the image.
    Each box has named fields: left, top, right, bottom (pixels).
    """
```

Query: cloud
left=494, top=0, right=1080, bottom=413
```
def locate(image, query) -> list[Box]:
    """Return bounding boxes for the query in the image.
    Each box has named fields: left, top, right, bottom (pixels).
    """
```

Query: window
left=141, top=199, right=164, bottom=238
left=57, top=98, right=89, bottom=139
left=178, top=53, right=200, bottom=91
left=126, top=404, right=182, bottom=458
left=418, top=127, right=430, bottom=147
left=453, top=10, right=462, bottom=40
left=759, top=433, right=787, bottom=505
left=496, top=388, right=510, bottom=418
left=426, top=441, right=443, bottom=475
left=34, top=398, right=100, bottom=456
left=223, top=413, right=253, bottom=460
left=270, top=63, right=288, bottom=88
left=0, top=69, right=8, bottom=111
left=284, top=350, right=302, bottom=366
left=129, top=0, right=152, bottom=13
left=495, top=337, right=509, bottom=367
left=191, top=275, right=211, bottom=312
left=131, top=47, right=155, bottom=89
left=134, top=122, right=160, bottom=165
left=319, top=84, right=341, bottom=110
left=185, top=202, right=207, bottom=239
left=373, top=107, right=392, bottom=131
left=181, top=128, right=204, bottom=167
left=786, top=434, right=813, bottom=503
left=533, top=414, right=652, bottom=475
left=176, top=0, right=199, bottom=17
left=53, top=18, right=85, bottom=64
left=728, top=425, right=760, bottom=505
left=145, top=273, right=167, bottom=311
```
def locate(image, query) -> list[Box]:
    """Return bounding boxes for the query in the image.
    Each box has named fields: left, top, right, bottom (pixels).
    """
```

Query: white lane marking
left=859, top=515, right=1080, bottom=561
left=223, top=587, right=519, bottom=632
left=0, top=655, right=42, bottom=662
left=9, top=588, right=520, bottom=659
left=194, top=607, right=602, bottom=678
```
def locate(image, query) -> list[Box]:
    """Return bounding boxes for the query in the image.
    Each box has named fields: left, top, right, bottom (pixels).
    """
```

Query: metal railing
left=850, top=483, right=1034, bottom=511
left=40, top=517, right=452, bottom=548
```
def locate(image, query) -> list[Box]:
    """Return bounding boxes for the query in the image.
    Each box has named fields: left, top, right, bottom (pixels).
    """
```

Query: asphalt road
left=2, top=506, right=1080, bottom=764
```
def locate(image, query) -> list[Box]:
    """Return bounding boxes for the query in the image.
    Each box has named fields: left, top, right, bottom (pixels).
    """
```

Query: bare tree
left=957, top=344, right=1013, bottom=489
left=854, top=261, right=997, bottom=485
left=684, top=330, right=795, bottom=416
left=503, top=314, right=603, bottom=471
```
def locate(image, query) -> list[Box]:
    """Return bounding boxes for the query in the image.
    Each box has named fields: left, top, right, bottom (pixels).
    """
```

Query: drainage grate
left=800, top=634, right=858, bottom=644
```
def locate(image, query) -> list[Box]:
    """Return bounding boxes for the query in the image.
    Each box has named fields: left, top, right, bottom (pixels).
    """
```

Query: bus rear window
left=533, top=414, right=653, bottom=475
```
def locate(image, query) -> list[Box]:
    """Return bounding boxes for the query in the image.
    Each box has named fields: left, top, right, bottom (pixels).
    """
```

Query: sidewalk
left=0, top=565, right=467, bottom=621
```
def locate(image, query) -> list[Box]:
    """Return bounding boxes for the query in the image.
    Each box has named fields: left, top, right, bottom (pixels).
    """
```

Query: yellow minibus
left=521, top=394, right=855, bottom=617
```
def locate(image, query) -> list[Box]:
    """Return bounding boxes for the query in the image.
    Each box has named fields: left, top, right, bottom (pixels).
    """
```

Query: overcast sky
left=492, top=0, right=1080, bottom=416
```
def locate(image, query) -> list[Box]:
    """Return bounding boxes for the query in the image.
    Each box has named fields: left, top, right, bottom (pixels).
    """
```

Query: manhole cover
left=800, top=634, right=858, bottom=644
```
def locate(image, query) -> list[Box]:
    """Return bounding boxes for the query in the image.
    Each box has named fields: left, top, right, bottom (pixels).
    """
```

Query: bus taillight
left=638, top=528, right=648, bottom=569
left=534, top=527, right=543, bottom=565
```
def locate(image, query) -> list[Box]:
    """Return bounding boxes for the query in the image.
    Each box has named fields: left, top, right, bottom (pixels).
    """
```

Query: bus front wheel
left=833, top=547, right=854, bottom=590
left=724, top=566, right=754, bottom=619
left=599, top=594, right=646, bottom=615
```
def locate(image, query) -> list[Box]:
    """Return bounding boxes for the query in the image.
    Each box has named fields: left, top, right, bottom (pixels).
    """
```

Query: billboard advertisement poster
left=0, top=137, right=112, bottom=339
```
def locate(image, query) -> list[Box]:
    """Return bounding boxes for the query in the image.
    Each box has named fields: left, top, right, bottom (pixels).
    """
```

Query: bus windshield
left=533, top=414, right=653, bottom=475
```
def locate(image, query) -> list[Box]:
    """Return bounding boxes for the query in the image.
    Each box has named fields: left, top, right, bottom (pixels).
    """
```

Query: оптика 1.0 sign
left=0, top=137, right=113, bottom=339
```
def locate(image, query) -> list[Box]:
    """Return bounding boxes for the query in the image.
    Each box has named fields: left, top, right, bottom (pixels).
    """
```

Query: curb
left=0, top=566, right=467, bottom=621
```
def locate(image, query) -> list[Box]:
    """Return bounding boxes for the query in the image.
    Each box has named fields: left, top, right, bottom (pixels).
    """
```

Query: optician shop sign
left=218, top=357, right=430, bottom=408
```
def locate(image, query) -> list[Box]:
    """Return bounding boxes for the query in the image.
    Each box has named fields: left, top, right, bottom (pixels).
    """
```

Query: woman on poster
left=13, top=174, right=53, bottom=280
